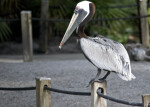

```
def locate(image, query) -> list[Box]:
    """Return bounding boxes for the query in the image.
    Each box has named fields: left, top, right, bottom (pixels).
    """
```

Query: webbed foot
left=98, top=78, right=106, bottom=83
left=87, top=78, right=96, bottom=87
left=87, top=78, right=104, bottom=87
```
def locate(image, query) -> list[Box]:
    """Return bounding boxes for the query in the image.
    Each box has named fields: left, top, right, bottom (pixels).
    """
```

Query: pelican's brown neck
left=77, top=3, right=95, bottom=38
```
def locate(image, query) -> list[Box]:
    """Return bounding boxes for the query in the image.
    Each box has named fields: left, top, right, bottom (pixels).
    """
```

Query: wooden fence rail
left=36, top=77, right=150, bottom=107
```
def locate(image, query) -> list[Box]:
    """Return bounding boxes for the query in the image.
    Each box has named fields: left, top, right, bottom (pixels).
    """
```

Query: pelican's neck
left=77, top=3, right=95, bottom=38
left=78, top=26, right=86, bottom=38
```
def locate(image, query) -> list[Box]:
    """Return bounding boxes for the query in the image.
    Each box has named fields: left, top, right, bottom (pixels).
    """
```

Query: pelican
left=59, top=1, right=136, bottom=85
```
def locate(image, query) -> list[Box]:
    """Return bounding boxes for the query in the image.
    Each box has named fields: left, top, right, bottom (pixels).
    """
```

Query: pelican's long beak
left=59, top=10, right=87, bottom=49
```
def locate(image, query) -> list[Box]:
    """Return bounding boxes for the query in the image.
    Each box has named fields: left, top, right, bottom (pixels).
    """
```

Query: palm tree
left=88, top=0, right=137, bottom=43
left=0, top=0, right=21, bottom=42
left=0, top=0, right=138, bottom=44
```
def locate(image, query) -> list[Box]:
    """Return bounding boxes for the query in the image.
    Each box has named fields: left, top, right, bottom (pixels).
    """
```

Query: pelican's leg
left=87, top=69, right=101, bottom=87
left=99, top=71, right=110, bottom=82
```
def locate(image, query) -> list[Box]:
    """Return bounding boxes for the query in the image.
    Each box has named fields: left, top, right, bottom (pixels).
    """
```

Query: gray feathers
left=80, top=35, right=136, bottom=81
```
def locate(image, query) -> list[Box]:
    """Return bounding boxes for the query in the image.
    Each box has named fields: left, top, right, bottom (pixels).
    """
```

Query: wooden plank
left=139, top=0, right=150, bottom=47
left=36, top=77, right=51, bottom=107
left=91, top=81, right=107, bottom=107
left=142, top=94, right=150, bottom=107
left=39, top=0, right=50, bottom=53
left=21, top=11, right=33, bottom=62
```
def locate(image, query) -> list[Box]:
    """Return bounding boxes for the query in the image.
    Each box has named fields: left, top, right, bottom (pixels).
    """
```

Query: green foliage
left=48, top=0, right=78, bottom=37
left=0, top=19, right=12, bottom=42
left=0, top=0, right=22, bottom=42
left=88, top=0, right=137, bottom=44
left=0, top=0, right=138, bottom=44
left=0, top=0, right=21, bottom=15
left=148, top=7, right=150, bottom=26
left=21, top=0, right=41, bottom=17
left=49, top=0, right=138, bottom=43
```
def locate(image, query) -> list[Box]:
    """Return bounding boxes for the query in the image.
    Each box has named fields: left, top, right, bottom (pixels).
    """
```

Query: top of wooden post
left=41, top=0, right=49, bottom=2
left=36, top=77, right=51, bottom=81
left=142, top=94, right=150, bottom=107
left=91, top=81, right=107, bottom=107
left=21, top=11, right=31, bottom=14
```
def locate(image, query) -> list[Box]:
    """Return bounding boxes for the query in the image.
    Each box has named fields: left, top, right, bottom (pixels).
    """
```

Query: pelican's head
left=59, top=1, right=95, bottom=48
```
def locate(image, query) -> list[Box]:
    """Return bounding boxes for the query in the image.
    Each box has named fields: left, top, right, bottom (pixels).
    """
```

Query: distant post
left=39, top=0, right=50, bottom=53
left=91, top=81, right=107, bottom=107
left=139, top=0, right=150, bottom=47
left=21, top=11, right=33, bottom=62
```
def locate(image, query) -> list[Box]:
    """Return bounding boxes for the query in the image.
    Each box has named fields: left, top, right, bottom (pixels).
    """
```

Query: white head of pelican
left=59, top=1, right=94, bottom=48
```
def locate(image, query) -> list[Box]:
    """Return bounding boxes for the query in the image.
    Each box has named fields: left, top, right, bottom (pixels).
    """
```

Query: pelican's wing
left=80, top=36, right=135, bottom=81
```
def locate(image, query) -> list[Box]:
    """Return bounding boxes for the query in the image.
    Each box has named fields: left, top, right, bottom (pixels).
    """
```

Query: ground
left=0, top=53, right=150, bottom=107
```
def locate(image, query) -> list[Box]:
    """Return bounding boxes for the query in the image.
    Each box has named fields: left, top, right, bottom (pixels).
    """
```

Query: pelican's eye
left=74, top=7, right=79, bottom=14
left=74, top=7, right=83, bottom=14
left=74, top=10, right=78, bottom=14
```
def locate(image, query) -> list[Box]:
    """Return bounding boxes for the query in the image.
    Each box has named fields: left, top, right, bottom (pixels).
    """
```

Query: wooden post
left=91, top=81, right=107, bottom=107
left=39, top=0, right=50, bottom=53
left=139, top=0, right=150, bottom=47
left=142, top=94, right=150, bottom=107
left=36, top=77, right=51, bottom=107
left=21, top=11, right=33, bottom=62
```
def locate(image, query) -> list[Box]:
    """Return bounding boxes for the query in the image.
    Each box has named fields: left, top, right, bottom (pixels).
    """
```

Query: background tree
left=0, top=0, right=22, bottom=42
left=0, top=0, right=139, bottom=45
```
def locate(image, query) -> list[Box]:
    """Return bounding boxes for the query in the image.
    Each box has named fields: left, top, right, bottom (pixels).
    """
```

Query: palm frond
left=89, top=0, right=137, bottom=43
left=0, top=18, right=12, bottom=42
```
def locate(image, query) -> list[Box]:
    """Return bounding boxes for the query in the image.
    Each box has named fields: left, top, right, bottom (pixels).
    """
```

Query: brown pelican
left=59, top=1, right=136, bottom=85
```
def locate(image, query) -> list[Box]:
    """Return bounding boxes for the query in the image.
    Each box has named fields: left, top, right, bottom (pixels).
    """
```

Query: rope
left=32, top=15, right=150, bottom=22
left=32, top=18, right=70, bottom=22
left=44, top=86, right=91, bottom=96
left=0, top=19, right=20, bottom=22
left=93, top=15, right=150, bottom=21
left=1, top=14, right=150, bottom=23
left=49, top=4, right=138, bottom=9
left=97, top=89, right=143, bottom=106
left=98, top=4, right=137, bottom=9
left=0, top=85, right=146, bottom=107
left=0, top=87, right=36, bottom=91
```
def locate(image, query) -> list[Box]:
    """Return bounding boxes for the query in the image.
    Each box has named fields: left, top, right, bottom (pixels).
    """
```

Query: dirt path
left=0, top=54, right=150, bottom=107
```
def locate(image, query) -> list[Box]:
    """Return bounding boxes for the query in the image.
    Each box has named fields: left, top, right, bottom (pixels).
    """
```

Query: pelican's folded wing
left=80, top=36, right=135, bottom=81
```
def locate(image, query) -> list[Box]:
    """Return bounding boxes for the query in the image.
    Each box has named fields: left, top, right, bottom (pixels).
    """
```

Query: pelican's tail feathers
left=131, top=73, right=136, bottom=79
left=117, top=73, right=136, bottom=81
left=117, top=73, right=129, bottom=81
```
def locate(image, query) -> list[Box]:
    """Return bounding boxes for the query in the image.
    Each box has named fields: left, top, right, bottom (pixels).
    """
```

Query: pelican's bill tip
left=59, top=45, right=62, bottom=49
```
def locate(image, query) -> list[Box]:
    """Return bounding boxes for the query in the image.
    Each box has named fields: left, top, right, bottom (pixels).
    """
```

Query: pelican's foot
left=86, top=78, right=99, bottom=87
left=98, top=78, right=105, bottom=83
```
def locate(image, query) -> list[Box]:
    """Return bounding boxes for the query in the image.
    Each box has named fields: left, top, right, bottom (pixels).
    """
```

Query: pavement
left=0, top=53, right=150, bottom=107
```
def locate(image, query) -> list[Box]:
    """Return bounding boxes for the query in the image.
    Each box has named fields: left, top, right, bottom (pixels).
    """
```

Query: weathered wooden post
left=91, top=81, right=107, bottom=107
left=21, top=11, right=33, bottom=62
left=142, top=94, right=150, bottom=107
left=36, top=77, right=51, bottom=107
left=139, top=0, right=150, bottom=47
left=39, top=0, right=50, bottom=53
